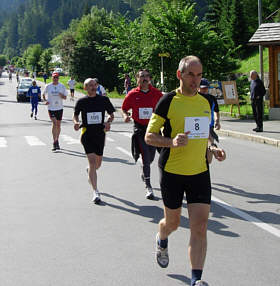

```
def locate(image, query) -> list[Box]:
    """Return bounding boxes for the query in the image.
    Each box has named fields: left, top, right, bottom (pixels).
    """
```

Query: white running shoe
left=92, top=190, right=101, bottom=204
left=145, top=187, right=154, bottom=200
left=194, top=280, right=209, bottom=286
left=155, top=233, right=169, bottom=268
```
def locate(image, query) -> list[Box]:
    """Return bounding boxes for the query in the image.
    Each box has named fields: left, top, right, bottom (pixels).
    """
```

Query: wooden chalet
left=249, top=23, right=280, bottom=119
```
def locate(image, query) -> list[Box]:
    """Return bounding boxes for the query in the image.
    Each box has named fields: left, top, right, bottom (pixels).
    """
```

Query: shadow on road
left=212, top=182, right=280, bottom=225
left=103, top=156, right=134, bottom=165
left=167, top=274, right=191, bottom=285
left=100, top=193, right=239, bottom=237
left=101, top=193, right=163, bottom=224
left=57, top=148, right=86, bottom=157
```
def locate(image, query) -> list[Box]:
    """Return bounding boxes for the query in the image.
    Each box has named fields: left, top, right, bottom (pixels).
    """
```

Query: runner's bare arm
left=107, top=113, right=114, bottom=123
left=59, top=92, right=67, bottom=100
left=122, top=110, right=131, bottom=122
left=73, top=114, right=80, bottom=131
left=145, top=132, right=190, bottom=148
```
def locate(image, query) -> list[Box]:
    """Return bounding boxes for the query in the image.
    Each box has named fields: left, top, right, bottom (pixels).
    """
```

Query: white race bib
left=32, top=89, right=38, bottom=94
left=184, top=117, right=209, bottom=139
left=139, top=107, right=153, bottom=119
left=87, top=112, right=102, bottom=124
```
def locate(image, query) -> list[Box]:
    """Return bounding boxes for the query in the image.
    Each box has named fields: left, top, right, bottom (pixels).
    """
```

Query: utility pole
left=158, top=53, right=170, bottom=91
left=258, top=0, right=264, bottom=81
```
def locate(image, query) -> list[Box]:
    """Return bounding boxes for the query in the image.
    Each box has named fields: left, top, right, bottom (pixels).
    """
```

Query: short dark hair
left=136, top=69, right=150, bottom=78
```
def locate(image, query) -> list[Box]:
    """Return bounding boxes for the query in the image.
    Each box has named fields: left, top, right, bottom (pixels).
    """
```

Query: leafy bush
left=236, top=75, right=249, bottom=105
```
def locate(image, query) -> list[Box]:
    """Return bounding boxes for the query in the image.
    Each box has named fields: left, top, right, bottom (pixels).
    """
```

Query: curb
left=217, top=129, right=280, bottom=148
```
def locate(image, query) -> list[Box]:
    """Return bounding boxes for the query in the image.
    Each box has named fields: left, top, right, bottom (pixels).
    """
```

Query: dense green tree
left=0, top=55, right=8, bottom=67
left=39, top=48, right=53, bottom=72
left=101, top=0, right=238, bottom=90
left=23, top=44, right=43, bottom=72
left=143, top=0, right=238, bottom=88
left=53, top=6, right=121, bottom=90
left=97, top=16, right=144, bottom=78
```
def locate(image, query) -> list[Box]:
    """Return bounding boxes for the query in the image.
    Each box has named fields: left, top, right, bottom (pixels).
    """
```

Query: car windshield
left=21, top=78, right=32, bottom=82
left=19, top=83, right=31, bottom=89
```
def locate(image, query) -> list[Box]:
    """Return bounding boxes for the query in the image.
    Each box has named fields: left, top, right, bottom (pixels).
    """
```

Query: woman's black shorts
left=159, top=168, right=212, bottom=209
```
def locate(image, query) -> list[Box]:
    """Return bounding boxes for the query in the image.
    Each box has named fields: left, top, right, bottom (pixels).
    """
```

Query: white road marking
left=116, top=146, right=132, bottom=157
left=106, top=137, right=115, bottom=142
left=122, top=132, right=132, bottom=138
left=0, top=137, right=7, bottom=147
left=60, top=134, right=80, bottom=144
left=24, top=136, right=46, bottom=146
left=212, top=196, right=280, bottom=238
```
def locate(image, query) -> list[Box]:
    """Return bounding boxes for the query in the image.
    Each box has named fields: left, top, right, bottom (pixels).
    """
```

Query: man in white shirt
left=67, top=76, right=76, bottom=101
left=42, top=72, right=67, bottom=151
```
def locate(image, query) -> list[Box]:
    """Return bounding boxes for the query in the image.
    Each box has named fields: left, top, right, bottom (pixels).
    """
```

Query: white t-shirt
left=67, top=79, right=76, bottom=89
left=43, top=82, right=67, bottom=110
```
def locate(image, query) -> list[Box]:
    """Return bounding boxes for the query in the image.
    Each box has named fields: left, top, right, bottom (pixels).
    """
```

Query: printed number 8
left=195, top=123, right=200, bottom=131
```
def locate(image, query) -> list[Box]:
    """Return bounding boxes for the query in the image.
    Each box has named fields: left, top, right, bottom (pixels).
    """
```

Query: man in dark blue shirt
left=28, top=80, right=41, bottom=120
left=198, top=78, right=220, bottom=143
left=250, top=70, right=266, bottom=132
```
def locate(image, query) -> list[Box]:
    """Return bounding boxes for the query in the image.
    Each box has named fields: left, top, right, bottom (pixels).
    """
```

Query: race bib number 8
left=184, top=116, right=209, bottom=139
left=139, top=107, right=153, bottom=119
left=87, top=112, right=102, bottom=124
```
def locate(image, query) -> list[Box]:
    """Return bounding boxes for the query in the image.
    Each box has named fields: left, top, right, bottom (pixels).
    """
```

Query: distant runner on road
left=42, top=72, right=67, bottom=151
left=28, top=80, right=41, bottom=120
left=73, top=78, right=115, bottom=204
left=67, top=76, right=76, bottom=101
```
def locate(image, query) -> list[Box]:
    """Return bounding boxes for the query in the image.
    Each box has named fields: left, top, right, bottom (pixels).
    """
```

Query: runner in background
left=28, top=80, right=41, bottom=120
left=122, top=69, right=162, bottom=200
left=67, top=76, right=76, bottom=101
left=42, top=72, right=67, bottom=151
left=73, top=78, right=115, bottom=204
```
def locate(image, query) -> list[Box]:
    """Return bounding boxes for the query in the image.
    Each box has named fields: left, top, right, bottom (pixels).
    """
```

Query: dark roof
left=248, top=23, right=280, bottom=46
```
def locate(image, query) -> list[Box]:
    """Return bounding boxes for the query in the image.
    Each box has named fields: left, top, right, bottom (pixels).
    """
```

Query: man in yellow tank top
left=145, top=56, right=226, bottom=286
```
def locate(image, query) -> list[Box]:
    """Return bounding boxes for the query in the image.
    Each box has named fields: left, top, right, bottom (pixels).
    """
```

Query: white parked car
left=54, top=68, right=64, bottom=75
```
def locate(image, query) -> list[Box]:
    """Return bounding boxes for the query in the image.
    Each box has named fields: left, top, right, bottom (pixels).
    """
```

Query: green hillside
left=236, top=48, right=269, bottom=74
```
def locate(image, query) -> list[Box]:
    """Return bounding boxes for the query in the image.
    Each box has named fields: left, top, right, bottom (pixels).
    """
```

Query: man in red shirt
left=122, top=69, right=162, bottom=199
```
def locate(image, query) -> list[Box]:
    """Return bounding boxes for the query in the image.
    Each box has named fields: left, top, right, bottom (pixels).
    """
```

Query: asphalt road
left=0, top=73, right=279, bottom=286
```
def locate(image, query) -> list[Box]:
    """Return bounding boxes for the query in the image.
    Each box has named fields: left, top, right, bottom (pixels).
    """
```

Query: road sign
left=158, top=52, right=170, bottom=57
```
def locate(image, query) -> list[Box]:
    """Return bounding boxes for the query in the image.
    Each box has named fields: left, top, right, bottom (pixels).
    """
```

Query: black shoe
left=255, top=128, right=263, bottom=132
left=34, top=116, right=37, bottom=120
left=253, top=128, right=258, bottom=131
left=30, top=112, right=33, bottom=118
left=52, top=143, right=57, bottom=151
left=56, top=141, right=60, bottom=150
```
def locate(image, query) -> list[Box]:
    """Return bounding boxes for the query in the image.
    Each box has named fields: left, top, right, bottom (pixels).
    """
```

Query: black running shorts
left=48, top=109, right=63, bottom=121
left=81, top=131, right=105, bottom=156
left=159, top=169, right=212, bottom=209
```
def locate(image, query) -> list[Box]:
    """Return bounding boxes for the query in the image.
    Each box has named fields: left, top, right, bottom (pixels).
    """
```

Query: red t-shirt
left=122, top=85, right=163, bottom=126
